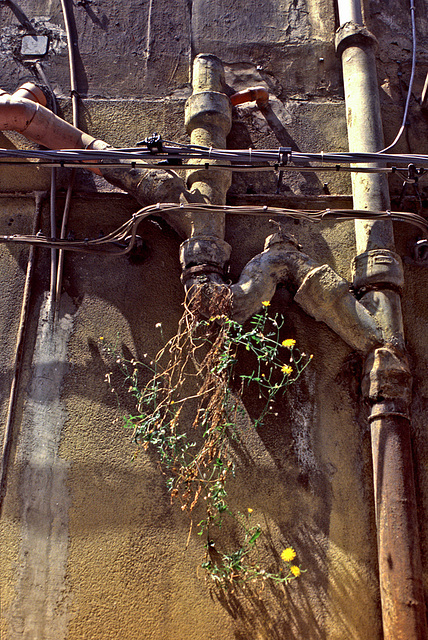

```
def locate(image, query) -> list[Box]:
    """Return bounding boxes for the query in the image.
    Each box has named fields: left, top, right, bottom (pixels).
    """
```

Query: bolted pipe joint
left=179, top=235, right=232, bottom=291
left=351, top=249, right=406, bottom=347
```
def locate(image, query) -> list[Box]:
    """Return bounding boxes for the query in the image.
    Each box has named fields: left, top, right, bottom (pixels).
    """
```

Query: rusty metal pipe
left=0, top=88, right=97, bottom=150
left=336, top=1, right=428, bottom=637
left=230, top=86, right=269, bottom=108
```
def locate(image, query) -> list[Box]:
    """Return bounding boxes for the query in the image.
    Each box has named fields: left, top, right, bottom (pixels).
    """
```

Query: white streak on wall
left=291, top=379, right=320, bottom=475
left=10, top=295, right=74, bottom=640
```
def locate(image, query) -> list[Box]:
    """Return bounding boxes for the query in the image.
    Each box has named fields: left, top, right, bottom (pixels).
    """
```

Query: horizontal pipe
left=230, top=87, right=269, bottom=108
left=0, top=83, right=198, bottom=208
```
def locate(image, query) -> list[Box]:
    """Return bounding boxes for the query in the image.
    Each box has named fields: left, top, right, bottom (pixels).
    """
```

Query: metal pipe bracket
left=352, top=249, right=404, bottom=292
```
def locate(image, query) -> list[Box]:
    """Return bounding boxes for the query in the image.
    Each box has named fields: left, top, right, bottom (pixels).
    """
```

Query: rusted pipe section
left=336, top=1, right=428, bottom=637
left=0, top=84, right=98, bottom=151
left=361, top=344, right=426, bottom=640
left=230, top=86, right=269, bottom=108
left=0, top=82, right=200, bottom=217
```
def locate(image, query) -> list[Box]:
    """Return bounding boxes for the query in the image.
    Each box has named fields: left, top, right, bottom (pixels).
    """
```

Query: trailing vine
left=101, top=285, right=312, bottom=588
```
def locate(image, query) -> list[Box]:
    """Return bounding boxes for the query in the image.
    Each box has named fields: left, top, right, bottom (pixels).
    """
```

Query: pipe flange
left=180, top=236, right=232, bottom=270
left=335, top=22, right=378, bottom=57
left=185, top=92, right=232, bottom=136
left=180, top=263, right=225, bottom=285
left=352, top=249, right=404, bottom=291
left=361, top=346, right=412, bottom=405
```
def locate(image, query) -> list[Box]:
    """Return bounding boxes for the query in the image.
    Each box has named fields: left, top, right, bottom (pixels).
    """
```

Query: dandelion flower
left=247, top=508, right=253, bottom=514
left=261, top=300, right=271, bottom=307
left=281, top=364, right=293, bottom=375
left=281, top=547, right=296, bottom=563
left=290, top=565, right=301, bottom=577
left=99, top=336, right=104, bottom=341
left=281, top=339, right=296, bottom=348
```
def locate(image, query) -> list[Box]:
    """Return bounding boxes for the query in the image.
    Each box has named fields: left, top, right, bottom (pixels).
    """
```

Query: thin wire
left=34, top=63, right=58, bottom=311
left=56, top=0, right=80, bottom=309
left=379, top=0, right=417, bottom=153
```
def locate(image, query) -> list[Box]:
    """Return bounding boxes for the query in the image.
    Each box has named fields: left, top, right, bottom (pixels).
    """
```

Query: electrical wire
left=0, top=203, right=425, bottom=257
left=57, top=0, right=80, bottom=309
left=33, top=62, right=58, bottom=310
left=0, top=146, right=427, bottom=170
left=379, top=0, right=417, bottom=153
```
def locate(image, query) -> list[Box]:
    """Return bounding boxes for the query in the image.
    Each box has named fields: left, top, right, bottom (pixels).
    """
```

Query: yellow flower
left=281, top=365, right=293, bottom=376
left=247, top=508, right=253, bottom=513
left=281, top=547, right=296, bottom=563
left=290, top=565, right=301, bottom=577
left=261, top=300, right=270, bottom=307
left=99, top=336, right=104, bottom=341
left=281, top=339, right=296, bottom=348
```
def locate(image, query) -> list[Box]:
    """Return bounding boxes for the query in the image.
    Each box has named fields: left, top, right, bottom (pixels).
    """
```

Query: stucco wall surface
left=0, top=1, right=427, bottom=639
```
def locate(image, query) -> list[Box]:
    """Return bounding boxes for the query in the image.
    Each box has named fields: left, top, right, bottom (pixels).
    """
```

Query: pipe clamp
left=352, top=249, right=404, bottom=291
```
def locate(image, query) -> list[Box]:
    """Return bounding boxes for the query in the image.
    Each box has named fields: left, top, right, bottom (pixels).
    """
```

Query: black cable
left=0, top=146, right=427, bottom=169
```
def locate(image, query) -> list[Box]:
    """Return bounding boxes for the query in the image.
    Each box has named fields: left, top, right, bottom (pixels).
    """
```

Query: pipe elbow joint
left=0, top=93, right=38, bottom=134
left=294, top=264, right=383, bottom=352
left=230, top=235, right=316, bottom=323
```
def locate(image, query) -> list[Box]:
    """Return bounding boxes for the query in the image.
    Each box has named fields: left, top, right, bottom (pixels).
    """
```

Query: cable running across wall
left=0, top=145, right=427, bottom=172
left=0, top=203, right=425, bottom=257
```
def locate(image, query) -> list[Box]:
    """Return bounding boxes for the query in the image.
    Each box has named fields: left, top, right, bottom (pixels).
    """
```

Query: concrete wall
left=0, top=1, right=427, bottom=639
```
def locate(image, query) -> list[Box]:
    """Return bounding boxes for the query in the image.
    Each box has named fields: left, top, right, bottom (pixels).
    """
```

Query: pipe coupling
left=352, top=249, right=404, bottom=293
left=179, top=235, right=231, bottom=271
left=185, top=92, right=232, bottom=138
left=361, top=345, right=412, bottom=408
left=335, top=22, right=378, bottom=57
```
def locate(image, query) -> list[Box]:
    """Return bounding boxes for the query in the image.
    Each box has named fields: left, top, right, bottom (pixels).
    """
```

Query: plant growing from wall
left=101, top=286, right=312, bottom=588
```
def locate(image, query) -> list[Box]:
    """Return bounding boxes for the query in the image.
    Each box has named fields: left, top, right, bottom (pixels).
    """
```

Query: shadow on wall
left=211, top=522, right=379, bottom=640
left=227, top=101, right=323, bottom=197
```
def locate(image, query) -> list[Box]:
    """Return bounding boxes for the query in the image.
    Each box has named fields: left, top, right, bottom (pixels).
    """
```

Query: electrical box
left=21, top=35, right=49, bottom=57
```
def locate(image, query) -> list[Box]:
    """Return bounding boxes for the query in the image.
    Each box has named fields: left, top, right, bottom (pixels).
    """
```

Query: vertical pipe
left=336, top=2, right=428, bottom=639
left=57, top=0, right=80, bottom=308
left=0, top=192, right=45, bottom=514
left=180, top=55, right=232, bottom=291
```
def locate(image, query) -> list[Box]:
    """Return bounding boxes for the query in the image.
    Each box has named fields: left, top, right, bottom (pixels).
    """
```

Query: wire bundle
left=0, top=202, right=425, bottom=256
